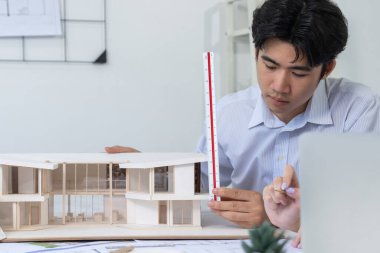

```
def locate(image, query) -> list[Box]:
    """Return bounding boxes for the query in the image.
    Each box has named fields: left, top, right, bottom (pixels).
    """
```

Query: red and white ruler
left=203, top=52, right=221, bottom=201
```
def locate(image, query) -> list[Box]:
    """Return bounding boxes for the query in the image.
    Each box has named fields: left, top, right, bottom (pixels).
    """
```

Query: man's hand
left=104, top=145, right=140, bottom=153
left=208, top=187, right=267, bottom=228
left=262, top=165, right=300, bottom=232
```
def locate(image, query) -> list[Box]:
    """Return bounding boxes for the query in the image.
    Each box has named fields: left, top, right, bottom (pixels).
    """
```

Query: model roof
left=0, top=153, right=207, bottom=170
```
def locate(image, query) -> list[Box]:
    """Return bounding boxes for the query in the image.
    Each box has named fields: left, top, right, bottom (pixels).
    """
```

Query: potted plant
left=242, top=221, right=288, bottom=253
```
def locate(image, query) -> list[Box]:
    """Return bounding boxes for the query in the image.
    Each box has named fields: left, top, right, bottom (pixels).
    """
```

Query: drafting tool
left=203, top=52, right=221, bottom=201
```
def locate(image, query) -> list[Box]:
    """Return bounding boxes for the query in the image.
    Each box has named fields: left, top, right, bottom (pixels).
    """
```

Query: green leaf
left=242, top=221, right=288, bottom=253
left=242, top=241, right=253, bottom=253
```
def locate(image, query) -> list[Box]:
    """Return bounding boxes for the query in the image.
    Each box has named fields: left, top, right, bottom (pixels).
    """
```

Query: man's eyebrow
left=289, top=65, right=312, bottom=72
left=261, top=55, right=312, bottom=72
left=261, top=55, right=279, bottom=66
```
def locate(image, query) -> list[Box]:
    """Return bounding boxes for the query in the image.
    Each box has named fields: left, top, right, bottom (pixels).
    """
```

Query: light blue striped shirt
left=197, top=78, right=380, bottom=192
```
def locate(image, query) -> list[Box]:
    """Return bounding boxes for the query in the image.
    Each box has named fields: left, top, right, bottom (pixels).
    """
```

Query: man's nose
left=271, top=70, right=290, bottom=94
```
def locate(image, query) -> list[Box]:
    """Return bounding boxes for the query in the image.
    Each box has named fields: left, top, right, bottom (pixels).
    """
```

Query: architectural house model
left=0, top=153, right=247, bottom=242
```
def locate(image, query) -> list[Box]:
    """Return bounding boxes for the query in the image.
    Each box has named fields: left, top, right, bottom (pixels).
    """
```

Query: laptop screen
left=300, top=133, right=380, bottom=253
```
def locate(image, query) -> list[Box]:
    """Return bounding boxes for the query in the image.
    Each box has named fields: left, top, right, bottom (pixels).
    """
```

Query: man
left=107, top=0, right=380, bottom=229
left=197, top=0, right=380, bottom=229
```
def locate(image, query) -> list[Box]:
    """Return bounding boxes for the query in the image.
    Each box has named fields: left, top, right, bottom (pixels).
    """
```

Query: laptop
left=300, top=133, right=380, bottom=253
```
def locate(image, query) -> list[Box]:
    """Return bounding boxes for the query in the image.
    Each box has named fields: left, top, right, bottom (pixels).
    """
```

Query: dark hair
left=251, top=0, right=348, bottom=67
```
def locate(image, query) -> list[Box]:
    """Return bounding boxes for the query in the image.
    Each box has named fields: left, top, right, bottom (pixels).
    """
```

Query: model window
left=172, top=200, right=192, bottom=225
left=154, top=166, right=174, bottom=193
left=129, top=169, right=149, bottom=193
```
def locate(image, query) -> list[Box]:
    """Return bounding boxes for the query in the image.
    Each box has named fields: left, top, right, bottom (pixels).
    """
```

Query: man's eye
left=265, top=64, right=276, bottom=70
left=292, top=72, right=307, bottom=77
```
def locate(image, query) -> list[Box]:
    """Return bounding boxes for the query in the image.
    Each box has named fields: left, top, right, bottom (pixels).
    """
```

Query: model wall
left=174, top=164, right=195, bottom=196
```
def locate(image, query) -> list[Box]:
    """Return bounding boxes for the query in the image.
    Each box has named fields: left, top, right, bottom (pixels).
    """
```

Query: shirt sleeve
left=345, top=94, right=380, bottom=132
left=196, top=133, right=234, bottom=192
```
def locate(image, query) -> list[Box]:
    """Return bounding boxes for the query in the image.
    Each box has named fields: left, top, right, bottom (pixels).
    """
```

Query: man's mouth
left=269, top=95, right=288, bottom=102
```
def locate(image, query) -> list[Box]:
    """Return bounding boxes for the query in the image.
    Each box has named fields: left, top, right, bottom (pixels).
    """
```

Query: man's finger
left=208, top=200, right=260, bottom=212
left=105, top=145, right=139, bottom=153
left=273, top=176, right=283, bottom=192
left=213, top=187, right=261, bottom=201
left=282, top=165, right=299, bottom=189
left=263, top=194, right=279, bottom=211
left=269, top=185, right=287, bottom=205
left=285, top=187, right=300, bottom=201
left=215, top=210, right=263, bottom=224
left=291, top=228, right=302, bottom=249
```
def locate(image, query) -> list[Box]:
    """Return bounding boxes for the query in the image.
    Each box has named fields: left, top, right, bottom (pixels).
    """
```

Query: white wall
left=0, top=0, right=224, bottom=153
left=2, top=0, right=376, bottom=154
left=229, top=0, right=380, bottom=96
left=333, top=0, right=380, bottom=94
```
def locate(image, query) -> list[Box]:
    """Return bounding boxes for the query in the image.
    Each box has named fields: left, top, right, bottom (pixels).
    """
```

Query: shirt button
left=277, top=155, right=284, bottom=161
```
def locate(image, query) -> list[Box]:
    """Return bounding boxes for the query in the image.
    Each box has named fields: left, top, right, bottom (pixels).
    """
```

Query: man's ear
left=322, top=59, right=336, bottom=79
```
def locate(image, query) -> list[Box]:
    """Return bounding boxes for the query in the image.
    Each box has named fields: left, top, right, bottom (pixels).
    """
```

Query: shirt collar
left=248, top=80, right=333, bottom=129
left=249, top=90, right=284, bottom=128
left=305, top=79, right=333, bottom=125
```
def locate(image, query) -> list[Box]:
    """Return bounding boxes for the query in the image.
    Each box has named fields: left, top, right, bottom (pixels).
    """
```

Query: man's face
left=256, top=38, right=323, bottom=123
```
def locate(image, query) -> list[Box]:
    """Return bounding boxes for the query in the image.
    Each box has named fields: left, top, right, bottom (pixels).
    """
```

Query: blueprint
left=0, top=0, right=61, bottom=36
left=0, top=239, right=303, bottom=253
